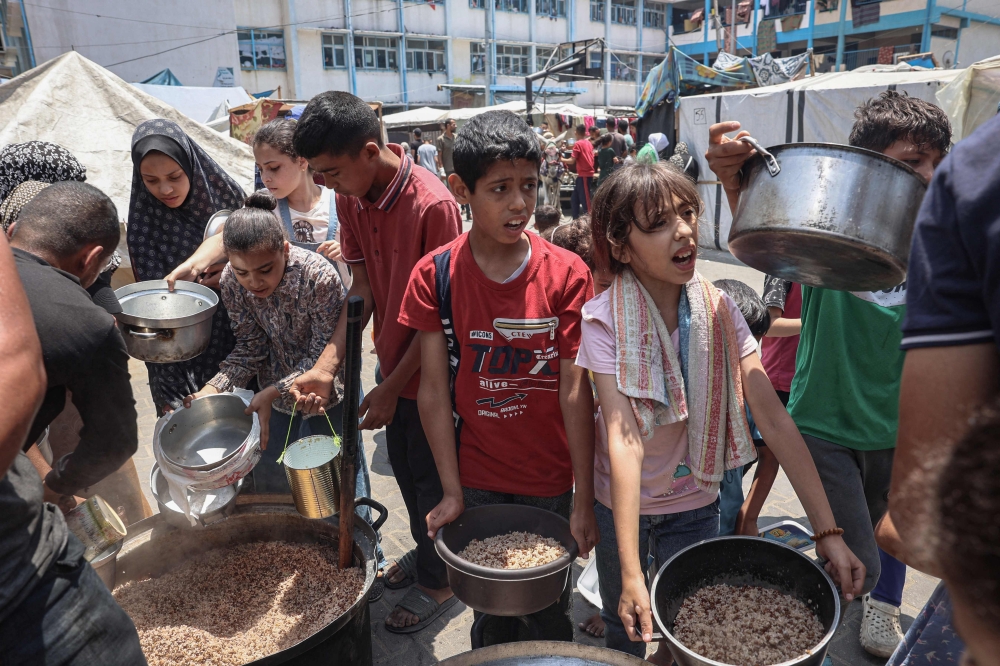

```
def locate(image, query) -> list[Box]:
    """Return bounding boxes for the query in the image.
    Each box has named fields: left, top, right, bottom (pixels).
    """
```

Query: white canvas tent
left=677, top=67, right=968, bottom=252
left=131, top=83, right=254, bottom=123
left=936, top=56, right=1000, bottom=142
left=383, top=106, right=449, bottom=129
left=0, top=52, right=255, bottom=267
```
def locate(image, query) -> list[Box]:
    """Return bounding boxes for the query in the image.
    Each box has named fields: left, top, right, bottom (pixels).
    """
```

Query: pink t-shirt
left=575, top=289, right=759, bottom=515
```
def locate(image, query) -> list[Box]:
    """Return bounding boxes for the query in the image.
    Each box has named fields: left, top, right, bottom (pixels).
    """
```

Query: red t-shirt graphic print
left=399, top=233, right=593, bottom=496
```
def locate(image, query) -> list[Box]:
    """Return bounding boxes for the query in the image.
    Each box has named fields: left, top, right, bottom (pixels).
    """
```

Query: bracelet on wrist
left=810, top=527, right=845, bottom=542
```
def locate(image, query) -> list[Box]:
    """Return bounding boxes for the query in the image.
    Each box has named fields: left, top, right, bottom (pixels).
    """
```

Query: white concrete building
left=8, top=0, right=1000, bottom=111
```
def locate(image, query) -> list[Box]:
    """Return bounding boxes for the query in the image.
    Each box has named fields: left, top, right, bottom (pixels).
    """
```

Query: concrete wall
left=24, top=0, right=241, bottom=86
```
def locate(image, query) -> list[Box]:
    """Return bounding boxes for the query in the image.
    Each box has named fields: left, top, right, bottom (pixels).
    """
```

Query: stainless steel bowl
left=435, top=504, right=579, bottom=617
left=159, top=393, right=252, bottom=471
left=729, top=141, right=927, bottom=292
left=113, top=280, right=219, bottom=363
left=150, top=463, right=243, bottom=529
left=90, top=539, right=123, bottom=591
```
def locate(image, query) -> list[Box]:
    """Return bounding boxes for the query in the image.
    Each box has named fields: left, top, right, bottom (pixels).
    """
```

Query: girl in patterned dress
left=127, top=120, right=245, bottom=414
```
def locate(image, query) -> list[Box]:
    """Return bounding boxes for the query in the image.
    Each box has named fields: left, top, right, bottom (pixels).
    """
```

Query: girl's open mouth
left=673, top=246, right=696, bottom=271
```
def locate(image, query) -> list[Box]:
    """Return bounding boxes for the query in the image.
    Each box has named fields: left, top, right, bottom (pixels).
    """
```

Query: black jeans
left=385, top=397, right=449, bottom=589
left=0, top=533, right=146, bottom=666
left=463, top=487, right=575, bottom=646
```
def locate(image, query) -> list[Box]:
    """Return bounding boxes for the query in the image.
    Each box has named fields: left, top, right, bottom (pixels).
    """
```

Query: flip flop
left=384, top=548, right=418, bottom=590
left=384, top=587, right=461, bottom=634
left=368, top=571, right=386, bottom=604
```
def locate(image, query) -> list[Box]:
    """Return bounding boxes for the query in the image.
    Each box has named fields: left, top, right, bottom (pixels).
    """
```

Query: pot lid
left=114, top=280, right=219, bottom=328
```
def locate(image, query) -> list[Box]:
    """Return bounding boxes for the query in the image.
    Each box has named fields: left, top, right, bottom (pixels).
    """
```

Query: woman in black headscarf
left=128, top=119, right=246, bottom=414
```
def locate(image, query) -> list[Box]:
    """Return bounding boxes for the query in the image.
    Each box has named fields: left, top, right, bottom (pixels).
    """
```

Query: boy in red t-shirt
left=562, top=124, right=596, bottom=219
left=399, top=110, right=598, bottom=644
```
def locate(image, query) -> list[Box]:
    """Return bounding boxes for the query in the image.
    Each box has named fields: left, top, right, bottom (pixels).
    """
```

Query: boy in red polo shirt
left=399, top=110, right=598, bottom=645
left=290, top=92, right=462, bottom=633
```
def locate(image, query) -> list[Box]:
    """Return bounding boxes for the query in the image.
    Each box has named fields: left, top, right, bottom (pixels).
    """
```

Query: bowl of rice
left=435, top=504, right=579, bottom=616
left=650, top=536, right=841, bottom=666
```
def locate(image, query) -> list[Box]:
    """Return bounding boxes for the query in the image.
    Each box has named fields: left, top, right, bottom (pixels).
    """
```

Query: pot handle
left=125, top=328, right=173, bottom=340
left=739, top=136, right=781, bottom=177
left=355, top=497, right=388, bottom=533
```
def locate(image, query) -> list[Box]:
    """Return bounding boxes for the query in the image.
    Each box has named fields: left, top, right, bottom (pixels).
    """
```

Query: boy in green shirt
left=706, top=91, right=951, bottom=658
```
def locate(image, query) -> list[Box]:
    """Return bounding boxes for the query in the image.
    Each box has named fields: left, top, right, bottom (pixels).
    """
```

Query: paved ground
left=127, top=245, right=935, bottom=665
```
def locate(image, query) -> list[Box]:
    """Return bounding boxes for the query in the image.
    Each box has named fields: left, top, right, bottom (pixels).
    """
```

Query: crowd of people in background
left=0, top=86, right=998, bottom=666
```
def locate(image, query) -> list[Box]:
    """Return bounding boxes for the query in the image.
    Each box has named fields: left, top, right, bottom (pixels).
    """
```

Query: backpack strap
left=433, top=248, right=463, bottom=450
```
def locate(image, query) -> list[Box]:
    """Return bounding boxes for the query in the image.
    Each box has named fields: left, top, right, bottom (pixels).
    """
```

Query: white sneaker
left=859, top=593, right=904, bottom=658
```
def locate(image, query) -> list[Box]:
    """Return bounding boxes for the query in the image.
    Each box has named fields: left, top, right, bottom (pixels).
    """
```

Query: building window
left=643, top=1, right=666, bottom=28
left=471, top=42, right=530, bottom=75
left=590, top=0, right=603, bottom=22
left=641, top=55, right=664, bottom=79
left=406, top=39, right=447, bottom=73
left=536, top=0, right=567, bottom=17
left=589, top=50, right=603, bottom=70
left=322, top=34, right=347, bottom=69
left=536, top=47, right=555, bottom=72
left=470, top=0, right=529, bottom=11
left=611, top=0, right=636, bottom=25
left=355, top=36, right=398, bottom=70
left=610, top=52, right=636, bottom=80
left=238, top=28, right=286, bottom=70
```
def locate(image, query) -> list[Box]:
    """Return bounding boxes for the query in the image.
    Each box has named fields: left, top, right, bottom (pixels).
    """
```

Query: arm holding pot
left=705, top=121, right=757, bottom=216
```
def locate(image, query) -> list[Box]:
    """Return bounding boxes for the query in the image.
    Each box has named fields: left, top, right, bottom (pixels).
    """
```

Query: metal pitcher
left=283, top=435, right=343, bottom=519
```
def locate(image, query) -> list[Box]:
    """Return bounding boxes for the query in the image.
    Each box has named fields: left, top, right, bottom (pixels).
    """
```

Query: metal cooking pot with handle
left=728, top=138, right=927, bottom=292
left=113, top=280, right=218, bottom=363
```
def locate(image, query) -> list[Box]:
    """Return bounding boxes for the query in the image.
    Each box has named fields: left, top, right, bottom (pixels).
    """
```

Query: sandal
left=384, top=548, right=418, bottom=590
left=384, top=587, right=460, bottom=634
left=368, top=571, right=386, bottom=604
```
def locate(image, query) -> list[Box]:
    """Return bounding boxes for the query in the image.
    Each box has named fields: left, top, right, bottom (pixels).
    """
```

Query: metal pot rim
left=434, top=505, right=579, bottom=581
left=113, top=279, right=219, bottom=329
left=752, top=142, right=926, bottom=183
left=649, top=536, right=841, bottom=666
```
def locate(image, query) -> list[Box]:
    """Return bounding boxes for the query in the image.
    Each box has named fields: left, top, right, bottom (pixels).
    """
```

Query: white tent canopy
left=0, top=52, right=255, bottom=266
left=382, top=106, right=449, bottom=128
left=131, top=83, right=254, bottom=123
left=677, top=66, right=969, bottom=252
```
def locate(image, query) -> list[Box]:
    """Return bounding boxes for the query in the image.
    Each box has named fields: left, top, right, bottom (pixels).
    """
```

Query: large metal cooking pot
left=439, top=640, right=648, bottom=665
left=113, top=280, right=218, bottom=363
left=650, top=536, right=841, bottom=666
left=729, top=139, right=927, bottom=292
left=159, top=393, right=253, bottom=471
left=113, top=495, right=387, bottom=665
left=435, top=504, right=579, bottom=617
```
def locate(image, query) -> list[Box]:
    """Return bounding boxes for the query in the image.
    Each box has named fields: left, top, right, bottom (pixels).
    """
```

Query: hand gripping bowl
left=113, top=280, right=218, bottom=363
left=728, top=139, right=927, bottom=292
left=435, top=504, right=579, bottom=617
left=650, top=536, right=841, bottom=666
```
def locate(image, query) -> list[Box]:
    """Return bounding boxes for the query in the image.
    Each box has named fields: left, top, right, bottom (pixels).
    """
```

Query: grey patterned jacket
left=208, top=246, right=346, bottom=413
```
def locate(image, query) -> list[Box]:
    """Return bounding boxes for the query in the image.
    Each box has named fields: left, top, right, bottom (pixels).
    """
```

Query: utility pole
left=730, top=0, right=737, bottom=53
left=485, top=0, right=495, bottom=105
left=834, top=0, right=848, bottom=70
left=920, top=0, right=935, bottom=52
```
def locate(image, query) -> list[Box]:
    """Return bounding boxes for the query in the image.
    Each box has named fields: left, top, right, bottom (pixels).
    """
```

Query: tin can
left=65, top=495, right=127, bottom=560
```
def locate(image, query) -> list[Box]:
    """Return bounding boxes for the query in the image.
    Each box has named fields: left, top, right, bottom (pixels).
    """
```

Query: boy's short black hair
left=413, top=127, right=422, bottom=138
left=13, top=181, right=119, bottom=259
left=452, top=110, right=541, bottom=194
left=600, top=134, right=613, bottom=147
left=617, top=118, right=629, bottom=133
left=575, top=124, right=587, bottom=135
left=849, top=91, right=951, bottom=156
left=533, top=204, right=561, bottom=231
left=938, top=397, right=1000, bottom=633
left=712, top=279, right=771, bottom=338
left=293, top=91, right=383, bottom=160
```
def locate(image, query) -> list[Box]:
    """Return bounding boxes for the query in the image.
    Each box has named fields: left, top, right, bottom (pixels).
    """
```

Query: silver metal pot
left=158, top=393, right=253, bottom=471
left=113, top=280, right=218, bottom=363
left=90, top=539, right=122, bottom=591
left=729, top=139, right=927, bottom=292
left=114, top=496, right=387, bottom=665
left=650, top=536, right=841, bottom=666
left=439, top=641, right=648, bottom=665
left=435, top=504, right=579, bottom=617
left=150, top=464, right=243, bottom=529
